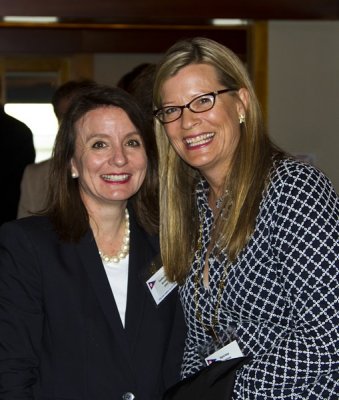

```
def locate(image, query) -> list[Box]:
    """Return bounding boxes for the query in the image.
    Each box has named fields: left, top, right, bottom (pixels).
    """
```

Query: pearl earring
left=239, top=114, right=245, bottom=124
left=72, top=172, right=78, bottom=179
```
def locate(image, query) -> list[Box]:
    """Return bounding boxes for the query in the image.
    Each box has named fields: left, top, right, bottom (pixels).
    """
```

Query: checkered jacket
left=179, top=157, right=338, bottom=399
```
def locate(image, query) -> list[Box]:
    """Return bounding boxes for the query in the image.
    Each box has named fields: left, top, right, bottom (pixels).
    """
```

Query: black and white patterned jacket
left=180, top=157, right=338, bottom=399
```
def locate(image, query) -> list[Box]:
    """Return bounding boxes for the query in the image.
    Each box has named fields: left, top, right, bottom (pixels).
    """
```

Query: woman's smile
left=184, top=132, right=215, bottom=149
left=100, top=173, right=131, bottom=183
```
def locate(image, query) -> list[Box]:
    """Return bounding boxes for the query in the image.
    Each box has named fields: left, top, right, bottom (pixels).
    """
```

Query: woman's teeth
left=101, top=174, right=129, bottom=182
left=185, top=133, right=214, bottom=146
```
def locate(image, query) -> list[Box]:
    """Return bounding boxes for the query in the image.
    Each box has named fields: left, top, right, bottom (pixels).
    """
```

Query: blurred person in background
left=17, top=79, right=97, bottom=218
left=117, top=62, right=156, bottom=125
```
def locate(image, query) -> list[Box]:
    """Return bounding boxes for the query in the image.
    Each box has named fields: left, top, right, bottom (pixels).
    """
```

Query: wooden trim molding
left=249, top=21, right=268, bottom=124
left=0, top=23, right=248, bottom=55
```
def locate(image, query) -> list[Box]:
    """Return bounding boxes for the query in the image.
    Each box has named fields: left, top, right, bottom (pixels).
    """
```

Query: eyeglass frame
left=153, top=88, right=235, bottom=124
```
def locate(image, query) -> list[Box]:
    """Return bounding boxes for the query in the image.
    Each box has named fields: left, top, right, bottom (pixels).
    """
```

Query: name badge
left=146, top=266, right=178, bottom=305
left=205, top=340, right=244, bottom=365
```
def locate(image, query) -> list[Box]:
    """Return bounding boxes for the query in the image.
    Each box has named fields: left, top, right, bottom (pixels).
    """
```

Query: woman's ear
left=237, top=88, right=249, bottom=115
left=70, top=159, right=79, bottom=179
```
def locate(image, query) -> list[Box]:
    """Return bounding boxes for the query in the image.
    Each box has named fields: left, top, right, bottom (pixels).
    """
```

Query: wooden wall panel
left=0, top=26, right=248, bottom=55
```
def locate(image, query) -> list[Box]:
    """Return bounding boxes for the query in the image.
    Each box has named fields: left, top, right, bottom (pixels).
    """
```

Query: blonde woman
left=153, top=37, right=338, bottom=399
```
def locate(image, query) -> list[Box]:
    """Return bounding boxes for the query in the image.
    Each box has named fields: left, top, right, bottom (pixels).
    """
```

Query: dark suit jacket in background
left=0, top=211, right=186, bottom=400
left=0, top=106, right=35, bottom=225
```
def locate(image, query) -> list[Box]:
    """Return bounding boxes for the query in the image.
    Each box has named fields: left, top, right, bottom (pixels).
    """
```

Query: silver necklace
left=215, top=189, right=229, bottom=209
left=99, top=208, right=130, bottom=263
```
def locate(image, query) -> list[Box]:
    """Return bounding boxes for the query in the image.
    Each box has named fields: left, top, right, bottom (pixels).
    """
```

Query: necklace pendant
left=205, top=327, right=221, bottom=344
left=206, top=327, right=217, bottom=340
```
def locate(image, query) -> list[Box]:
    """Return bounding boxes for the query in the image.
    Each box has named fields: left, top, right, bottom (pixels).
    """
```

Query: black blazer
left=0, top=106, right=35, bottom=225
left=0, top=213, right=186, bottom=400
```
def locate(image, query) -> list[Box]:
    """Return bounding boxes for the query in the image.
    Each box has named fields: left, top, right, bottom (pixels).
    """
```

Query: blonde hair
left=153, top=37, right=283, bottom=284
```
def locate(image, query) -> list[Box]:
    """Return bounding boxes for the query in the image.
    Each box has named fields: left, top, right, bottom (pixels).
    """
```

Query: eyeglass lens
left=157, top=93, right=215, bottom=123
left=155, top=89, right=233, bottom=124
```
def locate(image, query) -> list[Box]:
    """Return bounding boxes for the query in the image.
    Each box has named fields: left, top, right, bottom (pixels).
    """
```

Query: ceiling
left=0, top=0, right=338, bottom=54
left=1, top=0, right=338, bottom=21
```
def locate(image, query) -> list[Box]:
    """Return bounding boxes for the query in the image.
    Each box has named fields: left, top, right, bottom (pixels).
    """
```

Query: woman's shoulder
left=269, top=156, right=335, bottom=194
left=2, top=215, right=51, bottom=228
left=264, top=157, right=338, bottom=216
left=0, top=216, right=55, bottom=242
left=129, top=205, right=160, bottom=253
left=130, top=216, right=160, bottom=254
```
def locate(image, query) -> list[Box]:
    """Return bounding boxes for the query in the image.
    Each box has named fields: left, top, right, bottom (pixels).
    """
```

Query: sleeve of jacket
left=234, top=164, right=339, bottom=399
left=0, top=221, right=43, bottom=399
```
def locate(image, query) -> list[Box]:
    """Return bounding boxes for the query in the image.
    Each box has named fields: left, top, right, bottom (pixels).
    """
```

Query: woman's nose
left=180, top=107, right=200, bottom=130
left=108, top=147, right=128, bottom=167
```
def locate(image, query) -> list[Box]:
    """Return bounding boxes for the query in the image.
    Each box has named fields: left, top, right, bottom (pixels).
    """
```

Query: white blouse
left=102, top=255, right=129, bottom=327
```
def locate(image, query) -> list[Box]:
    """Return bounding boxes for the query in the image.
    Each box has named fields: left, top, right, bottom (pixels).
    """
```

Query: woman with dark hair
left=0, top=85, right=185, bottom=400
left=153, top=37, right=338, bottom=399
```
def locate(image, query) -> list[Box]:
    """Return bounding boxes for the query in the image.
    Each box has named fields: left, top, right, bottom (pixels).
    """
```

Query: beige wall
left=268, top=21, right=339, bottom=191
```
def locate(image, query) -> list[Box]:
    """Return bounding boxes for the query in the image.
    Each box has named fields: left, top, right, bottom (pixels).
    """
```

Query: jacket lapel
left=124, top=212, right=159, bottom=354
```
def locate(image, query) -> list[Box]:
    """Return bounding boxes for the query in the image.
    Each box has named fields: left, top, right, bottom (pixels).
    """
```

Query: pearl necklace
left=99, top=209, right=130, bottom=263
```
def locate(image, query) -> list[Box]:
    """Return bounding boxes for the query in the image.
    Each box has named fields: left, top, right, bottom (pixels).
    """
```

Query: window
left=3, top=71, right=59, bottom=161
left=5, top=103, right=58, bottom=162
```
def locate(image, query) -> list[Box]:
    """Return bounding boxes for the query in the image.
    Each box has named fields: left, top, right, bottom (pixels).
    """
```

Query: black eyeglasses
left=153, top=88, right=235, bottom=124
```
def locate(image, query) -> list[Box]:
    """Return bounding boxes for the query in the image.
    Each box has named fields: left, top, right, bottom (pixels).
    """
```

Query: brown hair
left=45, top=84, right=159, bottom=241
left=51, top=79, right=97, bottom=121
left=153, top=37, right=284, bottom=284
left=118, top=63, right=156, bottom=125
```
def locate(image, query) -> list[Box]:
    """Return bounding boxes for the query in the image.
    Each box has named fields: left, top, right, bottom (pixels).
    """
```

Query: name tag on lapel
left=146, top=266, right=177, bottom=305
left=205, top=340, right=244, bottom=365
